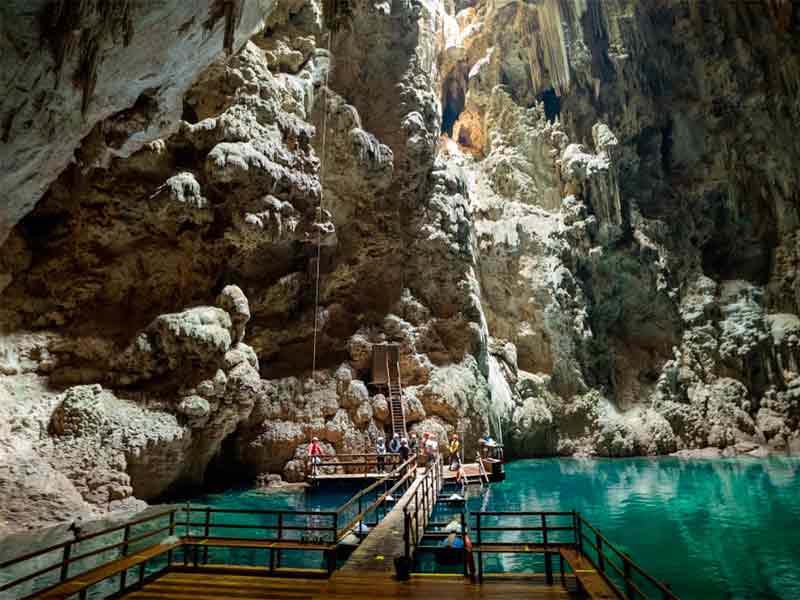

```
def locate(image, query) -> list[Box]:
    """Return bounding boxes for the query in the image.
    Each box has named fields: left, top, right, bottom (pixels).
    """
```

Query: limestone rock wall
left=2, top=0, right=800, bottom=534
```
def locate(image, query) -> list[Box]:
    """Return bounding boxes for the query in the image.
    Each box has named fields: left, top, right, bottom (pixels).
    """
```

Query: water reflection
left=480, top=458, right=800, bottom=599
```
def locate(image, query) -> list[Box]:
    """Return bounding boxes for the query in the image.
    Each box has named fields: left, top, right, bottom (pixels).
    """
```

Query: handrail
left=182, top=507, right=338, bottom=516
left=1, top=460, right=420, bottom=599
left=336, top=458, right=418, bottom=538
left=467, top=510, right=679, bottom=599
left=0, top=507, right=179, bottom=594
left=306, top=452, right=401, bottom=476
left=335, top=455, right=416, bottom=518
left=577, top=514, right=678, bottom=600
left=402, top=458, right=443, bottom=560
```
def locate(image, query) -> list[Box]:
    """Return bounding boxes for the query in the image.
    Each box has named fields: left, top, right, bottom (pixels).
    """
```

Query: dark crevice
left=182, top=98, right=200, bottom=124
left=441, top=63, right=468, bottom=136
left=537, top=87, right=561, bottom=122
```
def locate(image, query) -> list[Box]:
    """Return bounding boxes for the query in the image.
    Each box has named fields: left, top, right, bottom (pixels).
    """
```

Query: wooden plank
left=121, top=571, right=576, bottom=599
left=34, top=541, right=181, bottom=599
left=471, top=543, right=573, bottom=554
left=183, top=538, right=335, bottom=551
left=560, top=548, right=618, bottom=600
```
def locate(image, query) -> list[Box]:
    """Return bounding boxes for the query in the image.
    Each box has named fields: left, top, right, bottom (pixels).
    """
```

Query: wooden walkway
left=2, top=460, right=677, bottom=600
left=123, top=571, right=575, bottom=599
left=334, top=467, right=434, bottom=575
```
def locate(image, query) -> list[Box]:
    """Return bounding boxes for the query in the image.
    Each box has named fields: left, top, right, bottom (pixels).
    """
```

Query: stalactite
left=47, top=0, right=134, bottom=114
left=223, top=1, right=243, bottom=56
left=521, top=0, right=571, bottom=96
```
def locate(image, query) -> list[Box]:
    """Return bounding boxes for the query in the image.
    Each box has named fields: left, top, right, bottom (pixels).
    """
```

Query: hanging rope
left=311, top=32, right=334, bottom=385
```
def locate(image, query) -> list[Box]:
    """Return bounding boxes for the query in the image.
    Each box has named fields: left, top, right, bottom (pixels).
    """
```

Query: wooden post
left=203, top=507, right=211, bottom=564
left=461, top=511, right=468, bottom=577
left=60, top=541, right=72, bottom=582
left=326, top=549, right=335, bottom=575
left=624, top=560, right=635, bottom=599
left=276, top=513, right=283, bottom=569
left=119, top=524, right=131, bottom=590
left=404, top=509, right=410, bottom=559
left=476, top=512, right=483, bottom=583
left=577, top=514, right=584, bottom=555
left=333, top=512, right=339, bottom=543
left=572, top=511, right=578, bottom=547
left=138, top=561, right=145, bottom=585
left=596, top=533, right=604, bottom=573
left=542, top=514, right=552, bottom=584
left=168, top=511, right=176, bottom=566
left=559, top=553, right=565, bottom=585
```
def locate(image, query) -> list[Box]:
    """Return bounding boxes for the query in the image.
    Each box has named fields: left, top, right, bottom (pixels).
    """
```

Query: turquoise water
left=191, top=459, right=800, bottom=599
left=185, top=482, right=383, bottom=569
left=481, top=458, right=800, bottom=600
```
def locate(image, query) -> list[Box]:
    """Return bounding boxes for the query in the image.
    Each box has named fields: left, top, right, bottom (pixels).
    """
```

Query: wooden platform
left=441, top=463, right=484, bottom=481
left=122, top=571, right=575, bottom=599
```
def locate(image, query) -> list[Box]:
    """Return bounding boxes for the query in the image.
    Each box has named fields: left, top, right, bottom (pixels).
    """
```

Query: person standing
left=425, top=434, right=438, bottom=465
left=399, top=438, right=411, bottom=475
left=376, top=437, right=387, bottom=473
left=399, top=437, right=410, bottom=461
left=388, top=432, right=401, bottom=454
left=448, top=434, right=461, bottom=470
left=421, top=431, right=431, bottom=465
left=409, top=432, right=419, bottom=456
left=308, top=436, right=323, bottom=476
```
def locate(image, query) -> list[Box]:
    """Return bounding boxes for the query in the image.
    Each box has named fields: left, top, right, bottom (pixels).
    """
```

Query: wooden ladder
left=386, top=357, right=407, bottom=438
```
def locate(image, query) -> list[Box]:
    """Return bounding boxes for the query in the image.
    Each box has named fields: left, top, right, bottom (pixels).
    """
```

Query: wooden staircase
left=387, top=359, right=407, bottom=438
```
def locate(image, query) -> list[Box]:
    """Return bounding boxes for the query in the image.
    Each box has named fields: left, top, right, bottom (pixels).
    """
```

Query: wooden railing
left=402, top=459, right=444, bottom=560
left=575, top=513, right=678, bottom=600
left=336, top=455, right=418, bottom=538
left=0, top=456, right=419, bottom=599
left=0, top=507, right=178, bottom=599
left=307, top=452, right=402, bottom=476
left=470, top=511, right=679, bottom=599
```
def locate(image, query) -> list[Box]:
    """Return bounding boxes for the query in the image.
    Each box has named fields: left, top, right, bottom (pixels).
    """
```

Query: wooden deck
left=441, top=462, right=484, bottom=481
left=122, top=571, right=576, bottom=599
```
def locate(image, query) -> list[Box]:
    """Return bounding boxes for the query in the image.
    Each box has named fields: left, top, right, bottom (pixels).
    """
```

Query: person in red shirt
left=308, top=436, right=323, bottom=476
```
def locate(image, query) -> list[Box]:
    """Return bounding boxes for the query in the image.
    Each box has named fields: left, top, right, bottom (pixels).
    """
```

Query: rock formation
left=2, top=0, right=800, bottom=533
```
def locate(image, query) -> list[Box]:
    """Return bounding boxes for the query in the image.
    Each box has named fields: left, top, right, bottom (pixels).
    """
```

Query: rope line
left=311, top=32, right=334, bottom=385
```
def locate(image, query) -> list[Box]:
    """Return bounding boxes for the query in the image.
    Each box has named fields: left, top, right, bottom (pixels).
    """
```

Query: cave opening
left=537, top=87, right=561, bottom=122
left=202, top=428, right=254, bottom=492
left=441, top=65, right=468, bottom=137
